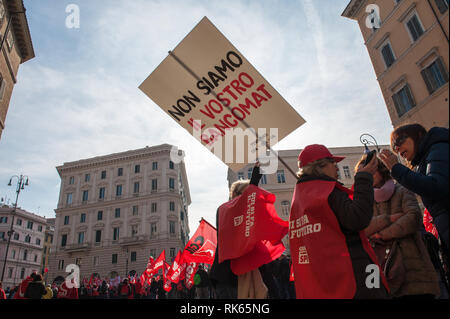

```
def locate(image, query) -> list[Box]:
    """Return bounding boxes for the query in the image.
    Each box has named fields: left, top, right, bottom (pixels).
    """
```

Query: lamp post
left=1, top=174, right=29, bottom=282
left=360, top=133, right=380, bottom=153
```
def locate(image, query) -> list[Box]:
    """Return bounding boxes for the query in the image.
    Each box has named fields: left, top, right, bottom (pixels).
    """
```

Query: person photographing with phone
left=289, top=144, right=389, bottom=299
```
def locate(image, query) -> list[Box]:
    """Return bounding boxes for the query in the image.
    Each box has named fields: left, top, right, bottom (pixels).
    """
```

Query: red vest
left=289, top=180, right=388, bottom=299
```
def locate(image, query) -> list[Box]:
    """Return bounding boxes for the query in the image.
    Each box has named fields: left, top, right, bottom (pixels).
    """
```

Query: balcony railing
left=64, top=242, right=91, bottom=251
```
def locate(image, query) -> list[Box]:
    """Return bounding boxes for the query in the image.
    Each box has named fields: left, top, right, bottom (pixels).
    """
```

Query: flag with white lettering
left=182, top=219, right=217, bottom=265
left=218, top=184, right=288, bottom=263
left=151, top=250, right=166, bottom=274
left=184, top=262, right=198, bottom=290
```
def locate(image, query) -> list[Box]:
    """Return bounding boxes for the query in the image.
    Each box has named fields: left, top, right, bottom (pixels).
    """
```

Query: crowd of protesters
left=1, top=123, right=447, bottom=300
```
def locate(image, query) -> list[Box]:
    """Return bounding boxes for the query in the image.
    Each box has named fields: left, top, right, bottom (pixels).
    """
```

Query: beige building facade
left=342, top=0, right=449, bottom=130
left=0, top=205, right=47, bottom=290
left=47, top=144, right=191, bottom=282
left=0, top=0, right=35, bottom=140
left=227, top=145, right=389, bottom=254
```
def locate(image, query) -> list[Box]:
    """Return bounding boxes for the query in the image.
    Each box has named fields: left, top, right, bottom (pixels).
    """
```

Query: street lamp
left=1, top=175, right=29, bottom=282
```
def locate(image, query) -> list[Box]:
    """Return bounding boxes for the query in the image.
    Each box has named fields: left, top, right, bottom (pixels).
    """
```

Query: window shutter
left=421, top=68, right=435, bottom=94
left=435, top=57, right=449, bottom=83
left=404, top=84, right=416, bottom=108
left=392, top=93, right=404, bottom=117
left=434, top=0, right=449, bottom=14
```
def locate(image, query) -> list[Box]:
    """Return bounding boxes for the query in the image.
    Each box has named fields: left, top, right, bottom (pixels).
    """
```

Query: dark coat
left=391, top=127, right=449, bottom=249
left=298, top=172, right=389, bottom=299
left=24, top=281, right=46, bottom=299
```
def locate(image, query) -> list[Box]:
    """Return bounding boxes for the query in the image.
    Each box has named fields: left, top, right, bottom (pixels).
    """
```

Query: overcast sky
left=0, top=0, right=393, bottom=236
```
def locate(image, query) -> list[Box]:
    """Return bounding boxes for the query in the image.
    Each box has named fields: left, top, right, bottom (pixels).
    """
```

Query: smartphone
left=364, top=150, right=376, bottom=166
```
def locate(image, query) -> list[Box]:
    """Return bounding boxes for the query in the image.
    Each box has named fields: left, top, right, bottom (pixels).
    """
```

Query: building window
left=247, top=168, right=253, bottom=179
left=261, top=175, right=267, bottom=185
left=113, top=227, right=120, bottom=241
left=169, top=221, right=176, bottom=234
left=78, top=232, right=85, bottom=244
left=237, top=172, right=244, bottom=180
left=27, top=221, right=33, bottom=230
left=131, top=251, right=137, bottom=262
left=16, top=218, right=22, bottom=226
left=152, top=162, right=158, bottom=170
left=115, top=208, right=121, bottom=218
left=13, top=233, right=19, bottom=241
left=131, top=225, right=138, bottom=237
left=6, top=30, right=14, bottom=51
left=64, top=216, right=70, bottom=225
left=85, top=174, right=90, bottom=182
left=95, top=230, right=102, bottom=243
left=25, top=235, right=31, bottom=243
left=82, top=190, right=89, bottom=202
left=277, top=170, right=286, bottom=183
left=69, top=176, right=75, bottom=185
left=435, top=0, right=449, bottom=14
left=66, top=193, right=73, bottom=205
left=93, top=256, right=99, bottom=266
left=20, top=268, right=25, bottom=279
left=8, top=268, right=13, bottom=279
left=421, top=58, right=449, bottom=94
left=0, top=216, right=7, bottom=223
left=151, top=179, right=158, bottom=192
left=135, top=165, right=140, bottom=173
left=101, top=170, right=107, bottom=179
left=405, top=13, right=424, bottom=42
left=170, top=248, right=176, bottom=258
left=169, top=178, right=175, bottom=190
left=151, top=223, right=157, bottom=236
left=118, top=167, right=123, bottom=176
left=281, top=201, right=290, bottom=216
left=169, top=201, right=175, bottom=212
left=381, top=42, right=396, bottom=69
left=97, top=211, right=103, bottom=221
left=169, top=161, right=175, bottom=169
left=58, top=260, right=64, bottom=270
left=112, top=254, right=118, bottom=264
left=392, top=84, right=416, bottom=117
left=151, top=203, right=157, bottom=213
left=61, top=234, right=67, bottom=247
left=99, top=187, right=105, bottom=200
left=132, top=205, right=139, bottom=216
left=80, top=213, right=86, bottom=223
left=23, top=250, right=28, bottom=261
left=36, top=238, right=41, bottom=246
left=38, top=225, right=43, bottom=232
left=116, top=185, right=122, bottom=197
left=134, top=182, right=140, bottom=194
left=343, top=166, right=352, bottom=179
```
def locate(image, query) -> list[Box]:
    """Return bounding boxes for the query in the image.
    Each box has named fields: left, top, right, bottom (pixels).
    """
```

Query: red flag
left=163, top=261, right=172, bottom=292
left=423, top=209, right=439, bottom=239
left=184, top=262, right=199, bottom=290
left=218, top=185, right=288, bottom=263
left=170, top=254, right=187, bottom=284
left=152, top=250, right=166, bottom=273
left=183, top=219, right=217, bottom=265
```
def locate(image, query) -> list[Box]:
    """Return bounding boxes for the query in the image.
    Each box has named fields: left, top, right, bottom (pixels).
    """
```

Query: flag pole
left=168, top=51, right=298, bottom=179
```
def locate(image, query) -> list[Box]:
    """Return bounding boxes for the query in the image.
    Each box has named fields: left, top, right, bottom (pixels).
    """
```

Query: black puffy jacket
left=391, top=127, right=449, bottom=249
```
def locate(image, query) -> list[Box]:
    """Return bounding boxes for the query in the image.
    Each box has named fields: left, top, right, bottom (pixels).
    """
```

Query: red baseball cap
left=298, top=144, right=345, bottom=168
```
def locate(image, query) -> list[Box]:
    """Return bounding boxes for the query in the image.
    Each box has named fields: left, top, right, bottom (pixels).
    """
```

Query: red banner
left=152, top=250, right=166, bottom=274
left=182, top=219, right=217, bottom=265
left=218, top=185, right=288, bottom=263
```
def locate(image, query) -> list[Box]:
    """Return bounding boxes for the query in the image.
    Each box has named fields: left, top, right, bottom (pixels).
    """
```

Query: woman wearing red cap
left=289, top=144, right=389, bottom=299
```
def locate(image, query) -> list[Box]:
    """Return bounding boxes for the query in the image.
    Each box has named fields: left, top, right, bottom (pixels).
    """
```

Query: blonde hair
left=297, top=158, right=332, bottom=178
left=229, top=180, right=250, bottom=199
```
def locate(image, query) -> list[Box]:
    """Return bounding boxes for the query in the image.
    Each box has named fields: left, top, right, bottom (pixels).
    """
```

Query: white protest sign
left=139, top=16, right=305, bottom=172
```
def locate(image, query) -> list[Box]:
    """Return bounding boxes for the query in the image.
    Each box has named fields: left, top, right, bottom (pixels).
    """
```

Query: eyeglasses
left=392, top=135, right=407, bottom=152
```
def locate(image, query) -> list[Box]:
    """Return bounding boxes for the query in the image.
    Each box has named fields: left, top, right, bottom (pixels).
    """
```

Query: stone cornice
left=341, top=0, right=367, bottom=19
left=6, top=0, right=35, bottom=63
left=56, top=144, right=175, bottom=175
